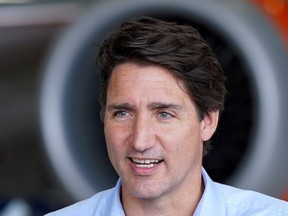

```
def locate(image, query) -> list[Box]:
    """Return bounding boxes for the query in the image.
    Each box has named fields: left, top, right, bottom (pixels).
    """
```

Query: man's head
left=98, top=16, right=226, bottom=153
left=97, top=16, right=226, bottom=207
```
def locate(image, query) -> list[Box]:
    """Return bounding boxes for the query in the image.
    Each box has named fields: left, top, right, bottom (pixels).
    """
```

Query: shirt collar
left=193, top=167, right=225, bottom=215
left=107, top=179, right=126, bottom=216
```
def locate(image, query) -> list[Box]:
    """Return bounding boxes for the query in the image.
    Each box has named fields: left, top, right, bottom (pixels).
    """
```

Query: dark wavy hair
left=97, top=16, right=226, bottom=154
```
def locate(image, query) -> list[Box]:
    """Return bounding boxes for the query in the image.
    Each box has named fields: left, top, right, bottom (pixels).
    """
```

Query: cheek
left=104, top=125, right=119, bottom=161
left=105, top=122, right=129, bottom=140
left=163, top=123, right=203, bottom=159
left=104, top=124, right=129, bottom=158
left=104, top=128, right=125, bottom=176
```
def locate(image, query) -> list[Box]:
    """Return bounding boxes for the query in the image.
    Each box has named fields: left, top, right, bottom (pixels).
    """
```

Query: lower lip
left=128, top=159, right=162, bottom=176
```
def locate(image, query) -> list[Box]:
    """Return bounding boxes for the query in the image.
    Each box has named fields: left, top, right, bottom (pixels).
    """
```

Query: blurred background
left=0, top=0, right=288, bottom=215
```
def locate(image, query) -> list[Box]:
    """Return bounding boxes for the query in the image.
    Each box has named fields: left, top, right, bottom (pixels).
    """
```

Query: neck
left=122, top=169, right=204, bottom=216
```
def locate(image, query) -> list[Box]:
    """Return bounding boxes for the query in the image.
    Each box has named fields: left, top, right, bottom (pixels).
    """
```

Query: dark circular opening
left=45, top=9, right=257, bottom=196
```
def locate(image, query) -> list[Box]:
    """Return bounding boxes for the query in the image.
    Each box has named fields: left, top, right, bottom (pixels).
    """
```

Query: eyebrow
left=147, top=102, right=183, bottom=110
left=107, top=102, right=182, bottom=112
left=107, top=103, right=135, bottom=112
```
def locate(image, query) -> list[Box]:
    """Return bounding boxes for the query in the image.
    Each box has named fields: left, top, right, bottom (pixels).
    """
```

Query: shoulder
left=45, top=188, right=115, bottom=216
left=215, top=182, right=288, bottom=215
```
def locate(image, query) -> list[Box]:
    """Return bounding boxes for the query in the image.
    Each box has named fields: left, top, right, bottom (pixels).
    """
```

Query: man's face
left=104, top=62, right=218, bottom=200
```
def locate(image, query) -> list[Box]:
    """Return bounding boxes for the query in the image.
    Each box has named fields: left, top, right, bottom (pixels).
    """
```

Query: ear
left=200, top=110, right=219, bottom=141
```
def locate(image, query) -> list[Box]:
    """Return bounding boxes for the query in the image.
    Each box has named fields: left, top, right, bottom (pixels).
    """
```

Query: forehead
left=110, top=62, right=179, bottom=86
left=107, top=62, right=192, bottom=104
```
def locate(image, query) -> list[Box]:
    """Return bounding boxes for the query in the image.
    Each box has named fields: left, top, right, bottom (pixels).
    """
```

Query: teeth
left=132, top=158, right=159, bottom=164
left=136, top=163, right=156, bottom=168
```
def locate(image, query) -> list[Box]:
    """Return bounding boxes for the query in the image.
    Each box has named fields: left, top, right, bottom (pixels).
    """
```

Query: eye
left=158, top=111, right=173, bottom=119
left=113, top=110, right=129, bottom=118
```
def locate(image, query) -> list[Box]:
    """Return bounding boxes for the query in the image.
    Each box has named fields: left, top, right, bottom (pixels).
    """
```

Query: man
left=46, top=16, right=288, bottom=215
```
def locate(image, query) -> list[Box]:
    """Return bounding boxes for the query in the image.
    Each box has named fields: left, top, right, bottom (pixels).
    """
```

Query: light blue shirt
left=46, top=168, right=288, bottom=215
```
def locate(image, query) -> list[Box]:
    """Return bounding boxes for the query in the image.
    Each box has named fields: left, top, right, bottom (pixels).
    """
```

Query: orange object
left=282, top=187, right=288, bottom=201
left=250, top=0, right=288, bottom=48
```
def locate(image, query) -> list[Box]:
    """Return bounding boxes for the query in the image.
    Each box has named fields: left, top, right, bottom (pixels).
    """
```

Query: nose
left=131, top=114, right=155, bottom=152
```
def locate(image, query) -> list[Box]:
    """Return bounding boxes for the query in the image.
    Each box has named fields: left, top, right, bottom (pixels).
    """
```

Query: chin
left=130, top=189, right=163, bottom=200
left=124, top=179, right=164, bottom=200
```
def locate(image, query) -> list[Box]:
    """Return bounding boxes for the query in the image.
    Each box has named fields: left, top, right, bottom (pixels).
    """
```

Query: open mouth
left=130, top=158, right=163, bottom=168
